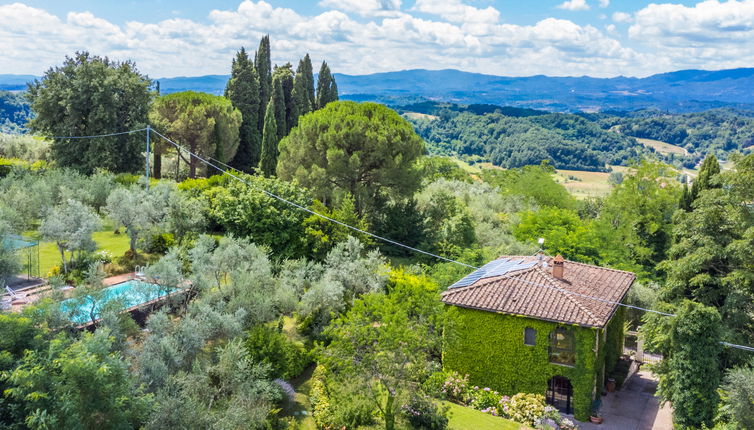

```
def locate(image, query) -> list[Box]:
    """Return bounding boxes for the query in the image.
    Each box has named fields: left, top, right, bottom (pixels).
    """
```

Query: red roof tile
left=441, top=255, right=635, bottom=328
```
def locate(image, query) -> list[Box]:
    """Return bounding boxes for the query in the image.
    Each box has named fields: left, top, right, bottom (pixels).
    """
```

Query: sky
left=1, top=0, right=753, bottom=78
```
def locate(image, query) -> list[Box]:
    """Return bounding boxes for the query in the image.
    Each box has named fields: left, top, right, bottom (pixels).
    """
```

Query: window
left=549, top=327, right=576, bottom=365
left=524, top=327, right=536, bottom=346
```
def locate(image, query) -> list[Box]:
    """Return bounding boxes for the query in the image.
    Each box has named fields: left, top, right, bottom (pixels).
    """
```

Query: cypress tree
left=288, top=54, right=314, bottom=128
left=271, top=74, right=287, bottom=142
left=225, top=47, right=261, bottom=171
left=259, top=98, right=278, bottom=177
left=690, top=153, right=721, bottom=201
left=273, top=63, right=295, bottom=135
left=302, top=54, right=316, bottom=112
left=255, top=35, right=272, bottom=134
left=679, top=181, right=692, bottom=211
left=315, top=61, right=338, bottom=109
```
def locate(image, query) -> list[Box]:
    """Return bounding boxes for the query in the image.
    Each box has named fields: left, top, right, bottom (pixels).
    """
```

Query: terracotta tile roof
left=441, top=255, right=636, bottom=328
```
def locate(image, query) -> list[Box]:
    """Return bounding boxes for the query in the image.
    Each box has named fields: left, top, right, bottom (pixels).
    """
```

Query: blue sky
left=1, top=0, right=752, bottom=78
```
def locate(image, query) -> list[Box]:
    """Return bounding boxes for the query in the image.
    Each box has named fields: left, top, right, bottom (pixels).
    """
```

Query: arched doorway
left=546, top=376, right=573, bottom=414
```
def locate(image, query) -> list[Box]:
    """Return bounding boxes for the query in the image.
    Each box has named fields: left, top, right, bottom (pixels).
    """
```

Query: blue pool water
left=60, top=280, right=176, bottom=325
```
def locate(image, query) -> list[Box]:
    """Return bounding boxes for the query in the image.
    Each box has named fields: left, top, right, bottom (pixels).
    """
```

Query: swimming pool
left=60, top=279, right=177, bottom=325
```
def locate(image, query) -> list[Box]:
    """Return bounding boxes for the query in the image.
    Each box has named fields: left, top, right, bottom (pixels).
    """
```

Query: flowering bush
left=401, top=394, right=449, bottom=430
left=423, top=371, right=470, bottom=403
left=468, top=386, right=502, bottom=414
left=502, top=393, right=547, bottom=427
left=94, top=250, right=113, bottom=264
left=533, top=405, right=579, bottom=430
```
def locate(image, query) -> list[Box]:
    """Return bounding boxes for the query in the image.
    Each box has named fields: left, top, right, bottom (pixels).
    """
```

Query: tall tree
left=291, top=54, right=315, bottom=128
left=658, top=301, right=722, bottom=429
left=271, top=74, right=287, bottom=142
left=273, top=63, right=296, bottom=135
left=27, top=52, right=152, bottom=174
left=255, top=35, right=272, bottom=134
left=277, top=101, right=424, bottom=215
left=320, top=271, right=446, bottom=430
left=690, top=153, right=721, bottom=202
left=315, top=61, right=338, bottom=109
left=225, top=47, right=262, bottom=172
left=149, top=91, right=242, bottom=178
left=259, top=99, right=278, bottom=177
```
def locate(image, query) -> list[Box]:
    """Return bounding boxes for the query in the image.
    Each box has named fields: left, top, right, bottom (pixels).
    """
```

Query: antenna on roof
left=537, top=238, right=546, bottom=266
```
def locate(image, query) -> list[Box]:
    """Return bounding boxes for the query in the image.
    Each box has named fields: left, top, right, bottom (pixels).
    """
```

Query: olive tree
left=39, top=199, right=101, bottom=273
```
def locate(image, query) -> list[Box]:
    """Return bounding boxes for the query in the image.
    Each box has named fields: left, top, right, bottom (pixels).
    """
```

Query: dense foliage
left=27, top=52, right=152, bottom=174
left=411, top=107, right=646, bottom=171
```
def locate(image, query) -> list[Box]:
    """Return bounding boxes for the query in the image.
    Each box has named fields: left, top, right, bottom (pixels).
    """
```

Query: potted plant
left=590, top=410, right=603, bottom=424
left=606, top=377, right=616, bottom=392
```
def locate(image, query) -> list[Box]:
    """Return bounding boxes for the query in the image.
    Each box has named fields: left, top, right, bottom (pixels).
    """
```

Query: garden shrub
left=422, top=370, right=469, bottom=402
left=502, top=393, right=547, bottom=427
left=468, top=386, right=502, bottom=413
left=146, top=232, right=175, bottom=254
left=401, top=394, right=449, bottom=430
left=309, top=366, right=374, bottom=430
left=245, top=324, right=311, bottom=380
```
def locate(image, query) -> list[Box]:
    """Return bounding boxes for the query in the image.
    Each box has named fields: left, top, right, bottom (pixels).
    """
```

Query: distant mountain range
left=2, top=68, right=754, bottom=112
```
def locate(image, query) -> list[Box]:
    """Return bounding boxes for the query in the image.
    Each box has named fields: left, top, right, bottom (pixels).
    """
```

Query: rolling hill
left=2, top=67, right=754, bottom=113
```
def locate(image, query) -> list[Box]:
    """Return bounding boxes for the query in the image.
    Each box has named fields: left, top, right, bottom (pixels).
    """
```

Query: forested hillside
left=603, top=109, right=754, bottom=166
left=0, top=91, right=32, bottom=134
left=408, top=104, right=647, bottom=171
left=407, top=102, right=754, bottom=171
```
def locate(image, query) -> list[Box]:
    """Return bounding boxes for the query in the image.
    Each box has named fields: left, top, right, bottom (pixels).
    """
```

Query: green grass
left=443, top=401, right=522, bottom=430
left=27, top=220, right=131, bottom=276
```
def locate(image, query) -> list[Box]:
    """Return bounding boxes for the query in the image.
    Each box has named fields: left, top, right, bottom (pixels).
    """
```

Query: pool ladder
left=134, top=265, right=147, bottom=279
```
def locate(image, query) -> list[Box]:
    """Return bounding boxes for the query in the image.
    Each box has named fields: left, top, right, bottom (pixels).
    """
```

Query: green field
left=444, top=401, right=522, bottom=430
left=635, top=137, right=688, bottom=156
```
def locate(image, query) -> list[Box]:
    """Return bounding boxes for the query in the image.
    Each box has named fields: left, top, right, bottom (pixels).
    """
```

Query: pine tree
left=315, top=61, right=338, bottom=110
left=273, top=63, right=295, bottom=135
left=259, top=98, right=278, bottom=177
left=225, top=47, right=261, bottom=171
left=255, top=35, right=272, bottom=134
left=690, top=153, right=721, bottom=201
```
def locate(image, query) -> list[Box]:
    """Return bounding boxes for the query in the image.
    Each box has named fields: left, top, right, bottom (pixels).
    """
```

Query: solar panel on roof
left=449, top=257, right=538, bottom=288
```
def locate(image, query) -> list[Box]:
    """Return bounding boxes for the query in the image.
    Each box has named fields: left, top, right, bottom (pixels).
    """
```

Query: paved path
left=577, top=369, right=672, bottom=430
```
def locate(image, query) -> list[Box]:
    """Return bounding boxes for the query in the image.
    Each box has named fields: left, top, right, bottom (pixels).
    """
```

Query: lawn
left=27, top=220, right=131, bottom=276
left=443, top=401, right=522, bottom=430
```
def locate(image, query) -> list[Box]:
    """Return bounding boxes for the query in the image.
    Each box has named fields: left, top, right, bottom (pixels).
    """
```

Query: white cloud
left=318, top=0, right=402, bottom=17
left=557, top=0, right=590, bottom=11
left=612, top=12, right=632, bottom=23
left=1, top=0, right=753, bottom=78
left=413, top=0, right=500, bottom=24
left=627, top=0, right=754, bottom=71
left=599, top=0, right=610, bottom=8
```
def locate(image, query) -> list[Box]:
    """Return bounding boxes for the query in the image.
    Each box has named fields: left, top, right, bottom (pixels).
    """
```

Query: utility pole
left=145, top=125, right=151, bottom=190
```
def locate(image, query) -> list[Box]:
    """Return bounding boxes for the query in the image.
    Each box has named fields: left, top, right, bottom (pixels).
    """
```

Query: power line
left=150, top=128, right=477, bottom=269
left=28, top=126, right=754, bottom=353
left=48, top=128, right=148, bottom=140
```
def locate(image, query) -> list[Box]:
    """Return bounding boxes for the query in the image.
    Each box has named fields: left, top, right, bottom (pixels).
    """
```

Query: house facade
left=441, top=255, right=634, bottom=421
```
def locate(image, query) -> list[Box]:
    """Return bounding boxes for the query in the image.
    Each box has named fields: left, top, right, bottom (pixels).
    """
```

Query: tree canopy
left=27, top=52, right=152, bottom=174
left=150, top=91, right=242, bottom=178
left=277, top=101, right=425, bottom=215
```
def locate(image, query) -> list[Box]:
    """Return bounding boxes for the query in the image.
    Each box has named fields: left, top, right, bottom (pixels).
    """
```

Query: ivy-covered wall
left=604, top=306, right=624, bottom=374
left=443, top=307, right=602, bottom=421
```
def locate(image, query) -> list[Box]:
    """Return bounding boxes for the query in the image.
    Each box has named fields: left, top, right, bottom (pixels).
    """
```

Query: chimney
left=552, top=254, right=564, bottom=279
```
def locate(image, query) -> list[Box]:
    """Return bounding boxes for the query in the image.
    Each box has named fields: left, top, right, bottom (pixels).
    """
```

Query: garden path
left=576, top=369, right=672, bottom=430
